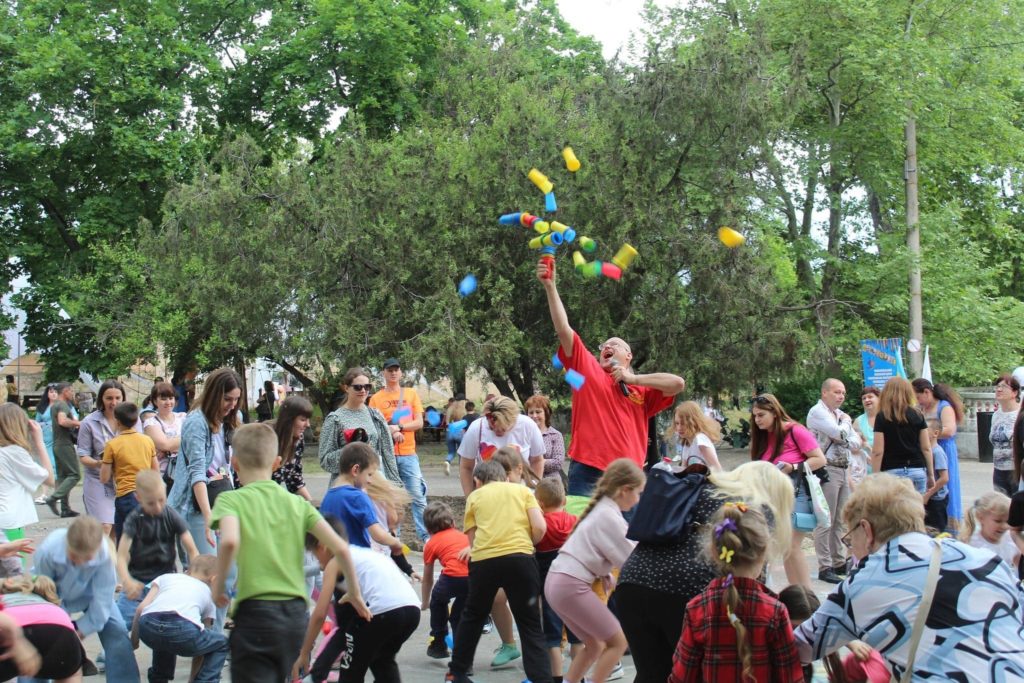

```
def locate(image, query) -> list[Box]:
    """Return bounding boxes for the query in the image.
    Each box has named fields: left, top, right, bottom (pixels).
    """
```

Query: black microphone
left=609, top=359, right=630, bottom=397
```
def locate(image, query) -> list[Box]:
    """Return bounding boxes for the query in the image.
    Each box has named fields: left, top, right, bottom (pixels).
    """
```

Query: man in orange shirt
left=369, top=359, right=428, bottom=542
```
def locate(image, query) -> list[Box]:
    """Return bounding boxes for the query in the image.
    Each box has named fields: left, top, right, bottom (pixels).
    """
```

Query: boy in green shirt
left=211, top=423, right=369, bottom=683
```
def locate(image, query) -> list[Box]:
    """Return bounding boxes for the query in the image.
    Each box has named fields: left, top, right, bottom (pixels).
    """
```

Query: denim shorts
left=886, top=466, right=927, bottom=494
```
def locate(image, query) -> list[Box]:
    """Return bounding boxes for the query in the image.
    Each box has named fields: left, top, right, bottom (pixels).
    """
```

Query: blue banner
left=861, top=338, right=908, bottom=389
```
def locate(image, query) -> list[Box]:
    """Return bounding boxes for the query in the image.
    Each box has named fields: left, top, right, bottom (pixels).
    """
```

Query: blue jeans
left=396, top=455, right=428, bottom=541
left=567, top=460, right=604, bottom=497
left=139, top=612, right=228, bottom=683
left=429, top=574, right=469, bottom=638
left=184, top=509, right=233, bottom=633
left=114, top=492, right=140, bottom=543
left=888, top=466, right=927, bottom=494
left=93, top=610, right=141, bottom=683
left=117, top=584, right=151, bottom=630
left=446, top=435, right=462, bottom=463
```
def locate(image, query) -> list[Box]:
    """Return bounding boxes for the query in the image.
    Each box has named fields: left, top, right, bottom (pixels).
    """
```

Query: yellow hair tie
left=724, top=502, right=749, bottom=513
left=719, top=546, right=734, bottom=563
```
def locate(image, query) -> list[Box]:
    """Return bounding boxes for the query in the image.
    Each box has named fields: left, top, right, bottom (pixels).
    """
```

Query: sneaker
left=44, top=496, right=60, bottom=517
left=34, top=495, right=48, bottom=505
left=481, top=617, right=493, bottom=635
left=95, top=651, right=106, bottom=672
left=491, top=643, right=521, bottom=668
left=818, top=568, right=843, bottom=584
left=606, top=661, right=625, bottom=680
left=427, top=639, right=450, bottom=659
left=445, top=460, right=451, bottom=476
left=445, top=672, right=474, bottom=683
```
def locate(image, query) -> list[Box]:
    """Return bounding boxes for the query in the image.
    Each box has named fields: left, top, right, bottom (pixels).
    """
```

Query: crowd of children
left=4, top=376, right=1024, bottom=683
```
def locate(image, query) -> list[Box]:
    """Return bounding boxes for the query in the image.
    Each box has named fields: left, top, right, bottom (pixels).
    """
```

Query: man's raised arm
left=537, top=258, right=575, bottom=356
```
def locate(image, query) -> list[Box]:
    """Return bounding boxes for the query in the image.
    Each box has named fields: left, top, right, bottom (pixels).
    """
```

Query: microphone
left=609, top=358, right=630, bottom=397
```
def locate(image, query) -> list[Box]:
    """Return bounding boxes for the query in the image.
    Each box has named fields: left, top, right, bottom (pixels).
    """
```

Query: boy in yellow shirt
left=100, top=402, right=157, bottom=542
left=446, top=460, right=551, bottom=683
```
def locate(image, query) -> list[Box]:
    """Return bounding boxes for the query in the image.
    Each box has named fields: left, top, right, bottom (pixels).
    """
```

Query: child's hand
left=457, top=546, right=471, bottom=562
left=212, top=585, right=230, bottom=609
left=290, top=653, right=310, bottom=682
left=847, top=640, right=873, bottom=662
left=0, top=539, right=33, bottom=558
left=8, top=638, right=41, bottom=676
left=124, top=579, right=144, bottom=601
left=340, top=591, right=373, bottom=622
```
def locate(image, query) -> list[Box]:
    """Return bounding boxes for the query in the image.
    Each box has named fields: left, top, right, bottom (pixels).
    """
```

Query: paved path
left=23, top=449, right=997, bottom=681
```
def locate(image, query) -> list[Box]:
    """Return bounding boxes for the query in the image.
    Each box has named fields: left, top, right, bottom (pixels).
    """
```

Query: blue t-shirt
left=320, top=485, right=377, bottom=548
left=931, top=445, right=948, bottom=501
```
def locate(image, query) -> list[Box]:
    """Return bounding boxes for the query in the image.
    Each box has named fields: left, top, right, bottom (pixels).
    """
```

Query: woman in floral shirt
left=272, top=396, right=313, bottom=501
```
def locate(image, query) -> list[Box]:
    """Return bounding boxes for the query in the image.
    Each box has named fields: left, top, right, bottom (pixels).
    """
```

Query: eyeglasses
left=996, top=383, right=1010, bottom=390
left=484, top=413, right=498, bottom=423
left=350, top=384, right=372, bottom=392
left=840, top=519, right=866, bottom=548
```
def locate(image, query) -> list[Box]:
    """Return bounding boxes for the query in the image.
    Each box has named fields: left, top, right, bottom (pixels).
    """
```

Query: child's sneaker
left=606, top=661, right=625, bottom=680
left=428, top=638, right=450, bottom=659
left=445, top=671, right=474, bottom=683
left=481, top=616, right=494, bottom=635
left=490, top=643, right=521, bottom=667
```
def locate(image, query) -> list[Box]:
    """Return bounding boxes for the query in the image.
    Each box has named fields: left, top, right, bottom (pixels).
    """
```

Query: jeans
left=230, top=598, right=306, bottom=683
left=994, top=468, right=1014, bottom=495
left=396, top=455, right=428, bottom=541
left=812, top=464, right=850, bottom=571
left=429, top=574, right=468, bottom=638
left=567, top=460, right=604, bottom=497
left=117, top=584, right=151, bottom=630
left=138, top=612, right=228, bottom=683
left=312, top=604, right=420, bottom=683
left=114, top=493, right=140, bottom=543
left=887, top=465, right=927, bottom=494
left=449, top=554, right=551, bottom=683
left=88, top=610, right=141, bottom=683
left=446, top=435, right=462, bottom=463
left=184, top=508, right=233, bottom=632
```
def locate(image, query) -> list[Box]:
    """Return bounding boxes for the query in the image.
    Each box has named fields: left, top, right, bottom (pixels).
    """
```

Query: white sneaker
left=481, top=617, right=493, bottom=635
left=606, top=661, right=625, bottom=680
left=445, top=461, right=451, bottom=476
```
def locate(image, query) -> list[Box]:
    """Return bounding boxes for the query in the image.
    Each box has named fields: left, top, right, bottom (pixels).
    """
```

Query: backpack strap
left=900, top=540, right=943, bottom=682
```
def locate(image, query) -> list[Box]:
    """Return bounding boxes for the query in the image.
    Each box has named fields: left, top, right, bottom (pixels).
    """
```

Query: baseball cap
left=383, top=358, right=401, bottom=369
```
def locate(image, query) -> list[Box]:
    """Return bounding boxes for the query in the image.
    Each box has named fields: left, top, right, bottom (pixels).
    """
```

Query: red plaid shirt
left=669, top=576, right=804, bottom=683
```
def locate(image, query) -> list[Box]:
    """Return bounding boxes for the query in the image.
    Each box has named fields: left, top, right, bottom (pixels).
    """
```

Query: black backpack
left=627, top=464, right=709, bottom=545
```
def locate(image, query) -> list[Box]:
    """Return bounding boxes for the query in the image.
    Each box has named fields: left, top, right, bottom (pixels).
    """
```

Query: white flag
left=922, top=346, right=932, bottom=382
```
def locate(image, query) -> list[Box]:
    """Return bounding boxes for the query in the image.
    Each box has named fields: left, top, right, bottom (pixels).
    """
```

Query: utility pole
left=905, top=115, right=923, bottom=378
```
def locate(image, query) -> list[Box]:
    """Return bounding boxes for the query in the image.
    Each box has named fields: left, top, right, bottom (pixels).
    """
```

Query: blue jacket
left=167, top=410, right=218, bottom=516
left=33, top=528, right=119, bottom=635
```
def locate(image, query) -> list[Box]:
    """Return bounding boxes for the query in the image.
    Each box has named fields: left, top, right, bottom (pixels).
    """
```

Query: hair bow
left=719, top=546, right=734, bottom=563
left=714, top=518, right=738, bottom=539
left=722, top=574, right=734, bottom=589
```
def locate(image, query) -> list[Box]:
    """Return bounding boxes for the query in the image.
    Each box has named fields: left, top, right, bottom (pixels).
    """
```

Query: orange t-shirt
left=423, top=527, right=470, bottom=578
left=102, top=429, right=157, bottom=497
left=368, top=387, right=424, bottom=456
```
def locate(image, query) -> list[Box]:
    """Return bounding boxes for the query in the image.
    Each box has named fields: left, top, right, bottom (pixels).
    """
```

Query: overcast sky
left=556, top=0, right=665, bottom=59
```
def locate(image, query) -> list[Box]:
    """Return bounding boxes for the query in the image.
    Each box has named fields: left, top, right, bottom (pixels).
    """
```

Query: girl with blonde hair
left=0, top=404, right=54, bottom=543
left=0, top=574, right=83, bottom=681
left=545, top=460, right=645, bottom=683
left=665, top=401, right=722, bottom=471
left=961, top=491, right=1018, bottom=569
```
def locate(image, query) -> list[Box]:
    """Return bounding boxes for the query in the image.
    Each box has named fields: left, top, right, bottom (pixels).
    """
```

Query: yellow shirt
left=102, top=430, right=157, bottom=497
left=368, top=387, right=423, bottom=456
left=464, top=482, right=538, bottom=561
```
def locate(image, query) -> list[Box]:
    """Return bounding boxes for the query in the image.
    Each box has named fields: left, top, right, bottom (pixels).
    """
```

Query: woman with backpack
left=749, top=393, right=827, bottom=588
left=616, top=461, right=794, bottom=683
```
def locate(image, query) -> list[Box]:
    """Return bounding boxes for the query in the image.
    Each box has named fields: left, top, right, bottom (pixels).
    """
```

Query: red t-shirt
left=422, top=527, right=470, bottom=578
left=536, top=510, right=577, bottom=553
left=558, top=331, right=673, bottom=470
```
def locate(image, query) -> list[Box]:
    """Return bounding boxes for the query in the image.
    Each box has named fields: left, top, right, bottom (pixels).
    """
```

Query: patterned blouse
left=795, top=533, right=1024, bottom=681
left=273, top=439, right=306, bottom=494
left=541, top=426, right=565, bottom=478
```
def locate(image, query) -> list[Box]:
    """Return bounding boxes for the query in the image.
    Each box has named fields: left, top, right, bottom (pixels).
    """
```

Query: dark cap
left=382, top=358, right=401, bottom=369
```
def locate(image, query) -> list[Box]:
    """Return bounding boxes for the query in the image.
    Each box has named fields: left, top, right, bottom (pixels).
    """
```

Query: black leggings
left=0, top=623, right=83, bottom=680
left=311, top=604, right=420, bottom=683
left=615, top=583, right=688, bottom=683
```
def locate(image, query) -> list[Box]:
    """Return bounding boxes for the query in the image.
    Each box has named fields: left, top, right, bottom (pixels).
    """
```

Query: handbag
left=626, top=465, right=709, bottom=544
left=803, top=461, right=832, bottom=527
left=893, top=540, right=943, bottom=683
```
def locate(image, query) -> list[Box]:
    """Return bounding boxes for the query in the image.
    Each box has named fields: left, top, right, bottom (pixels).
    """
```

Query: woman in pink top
left=749, top=394, right=826, bottom=588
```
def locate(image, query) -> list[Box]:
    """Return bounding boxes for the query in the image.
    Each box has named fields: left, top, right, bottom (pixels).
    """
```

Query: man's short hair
left=114, top=402, right=139, bottom=428
left=232, top=423, right=278, bottom=469
left=821, top=378, right=843, bottom=393
left=473, top=460, right=506, bottom=484
left=534, top=477, right=565, bottom=509
left=465, top=401, right=476, bottom=412
left=339, top=442, right=376, bottom=474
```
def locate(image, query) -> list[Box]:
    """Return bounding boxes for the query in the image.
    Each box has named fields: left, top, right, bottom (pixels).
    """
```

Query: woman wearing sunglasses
left=318, top=367, right=400, bottom=487
left=749, top=393, right=826, bottom=588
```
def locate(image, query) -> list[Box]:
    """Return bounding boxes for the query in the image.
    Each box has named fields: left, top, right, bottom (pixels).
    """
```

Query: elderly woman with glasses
left=795, top=473, right=1024, bottom=679
left=318, top=367, right=400, bottom=487
left=990, top=373, right=1021, bottom=494
left=749, top=393, right=827, bottom=588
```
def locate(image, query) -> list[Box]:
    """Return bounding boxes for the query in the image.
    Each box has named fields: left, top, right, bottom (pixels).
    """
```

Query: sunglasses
left=350, top=384, right=373, bottom=392
left=750, top=395, right=772, bottom=407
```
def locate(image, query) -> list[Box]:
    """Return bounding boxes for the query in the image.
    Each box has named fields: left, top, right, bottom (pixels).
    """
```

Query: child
left=666, top=401, right=723, bottom=471
left=668, top=503, right=803, bottom=683
left=533, top=477, right=581, bottom=683
left=492, top=445, right=541, bottom=488
left=211, top=423, right=369, bottom=683
left=0, top=404, right=54, bottom=544
left=115, top=470, right=200, bottom=627
left=99, top=402, right=158, bottom=541
left=294, top=516, right=421, bottom=683
left=364, top=474, right=418, bottom=578
left=544, top=459, right=642, bottom=683
left=961, top=491, right=1019, bottom=568
left=33, top=516, right=141, bottom=681
left=130, top=554, right=227, bottom=683
left=446, top=459, right=550, bottom=683
left=778, top=585, right=889, bottom=683
left=922, top=430, right=950, bottom=532
left=320, top=443, right=405, bottom=556
left=0, top=574, right=84, bottom=681
left=421, top=501, right=470, bottom=659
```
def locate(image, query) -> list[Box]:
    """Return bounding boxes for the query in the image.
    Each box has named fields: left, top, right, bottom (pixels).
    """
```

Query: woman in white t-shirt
left=142, top=382, right=186, bottom=485
left=457, top=396, right=545, bottom=497
left=665, top=401, right=722, bottom=471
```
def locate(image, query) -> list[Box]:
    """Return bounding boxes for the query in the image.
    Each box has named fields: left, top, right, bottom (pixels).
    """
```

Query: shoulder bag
left=894, top=540, right=943, bottom=683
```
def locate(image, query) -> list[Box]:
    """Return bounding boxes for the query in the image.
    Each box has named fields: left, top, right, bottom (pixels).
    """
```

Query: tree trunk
left=905, top=115, right=924, bottom=377
left=271, top=357, right=332, bottom=417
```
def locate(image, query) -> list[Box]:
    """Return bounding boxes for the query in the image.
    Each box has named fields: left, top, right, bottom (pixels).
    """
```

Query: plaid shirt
left=669, top=576, right=804, bottom=683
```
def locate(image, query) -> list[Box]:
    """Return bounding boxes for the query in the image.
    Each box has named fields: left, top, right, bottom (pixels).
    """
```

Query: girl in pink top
left=0, top=574, right=83, bottom=681
left=749, top=394, right=826, bottom=588
left=544, top=459, right=645, bottom=683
